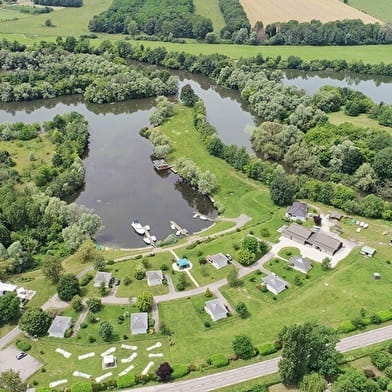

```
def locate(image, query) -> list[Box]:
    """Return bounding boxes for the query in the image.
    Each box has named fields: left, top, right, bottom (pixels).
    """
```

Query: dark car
left=16, top=352, right=27, bottom=360
left=114, top=278, right=120, bottom=286
left=225, top=254, right=233, bottom=262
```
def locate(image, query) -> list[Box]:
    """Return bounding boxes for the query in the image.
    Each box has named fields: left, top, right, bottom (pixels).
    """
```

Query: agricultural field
left=342, top=0, right=392, bottom=23
left=239, top=0, right=381, bottom=26
left=193, top=0, right=225, bottom=32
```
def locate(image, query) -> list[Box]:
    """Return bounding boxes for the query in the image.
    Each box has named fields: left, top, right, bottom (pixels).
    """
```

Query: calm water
left=0, top=70, right=390, bottom=247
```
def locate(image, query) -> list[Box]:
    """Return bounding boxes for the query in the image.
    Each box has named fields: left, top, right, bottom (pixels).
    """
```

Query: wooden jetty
left=170, top=221, right=189, bottom=236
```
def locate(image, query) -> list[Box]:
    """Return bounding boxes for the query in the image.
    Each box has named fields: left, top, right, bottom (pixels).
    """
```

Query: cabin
left=131, top=312, right=148, bottom=335
left=152, top=159, right=170, bottom=171
left=286, top=202, right=308, bottom=222
left=176, top=258, right=190, bottom=269
left=206, top=254, right=229, bottom=270
left=262, top=274, right=288, bottom=295
left=48, top=316, right=72, bottom=338
left=146, top=270, right=163, bottom=286
left=94, top=272, right=112, bottom=288
left=288, top=255, right=312, bottom=274
left=204, top=299, right=227, bottom=321
left=360, top=246, right=376, bottom=257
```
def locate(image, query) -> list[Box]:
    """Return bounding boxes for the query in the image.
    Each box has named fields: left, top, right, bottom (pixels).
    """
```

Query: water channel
left=0, top=69, right=391, bottom=247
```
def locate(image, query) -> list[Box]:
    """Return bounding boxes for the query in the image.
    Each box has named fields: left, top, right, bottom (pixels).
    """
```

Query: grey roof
left=282, top=223, right=312, bottom=242
left=48, top=316, right=72, bottom=337
left=94, top=272, right=112, bottom=287
left=263, top=274, right=288, bottom=294
left=146, top=270, right=163, bottom=282
left=207, top=254, right=228, bottom=268
left=205, top=299, right=227, bottom=318
left=287, top=202, right=307, bottom=219
left=289, top=255, right=312, bottom=273
left=307, top=232, right=342, bottom=253
left=131, top=313, right=148, bottom=331
left=361, top=246, right=376, bottom=256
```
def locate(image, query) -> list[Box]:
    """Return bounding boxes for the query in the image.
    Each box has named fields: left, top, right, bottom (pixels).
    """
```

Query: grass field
left=240, top=0, right=380, bottom=26
left=0, top=7, right=31, bottom=21
left=193, top=0, right=225, bottom=33
left=342, top=0, right=392, bottom=23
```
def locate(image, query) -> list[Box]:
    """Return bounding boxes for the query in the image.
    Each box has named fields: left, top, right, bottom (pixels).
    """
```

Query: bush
left=210, top=353, right=229, bottom=368
left=258, top=343, right=278, bottom=356
left=339, top=320, right=357, bottom=333
left=204, top=321, right=211, bottom=328
left=377, top=309, right=392, bottom=322
left=384, top=366, right=392, bottom=379
left=70, top=382, right=93, bottom=392
left=87, top=298, right=101, bottom=313
left=80, top=273, right=93, bottom=286
left=64, top=328, right=73, bottom=338
left=116, top=373, right=135, bottom=388
left=171, top=364, right=189, bottom=379
left=16, top=340, right=31, bottom=351
left=236, top=302, right=249, bottom=319
left=80, top=322, right=88, bottom=329
left=377, top=377, right=389, bottom=390
left=370, top=314, right=382, bottom=324
left=371, top=351, right=391, bottom=370
left=388, top=383, right=392, bottom=392
left=88, top=336, right=96, bottom=343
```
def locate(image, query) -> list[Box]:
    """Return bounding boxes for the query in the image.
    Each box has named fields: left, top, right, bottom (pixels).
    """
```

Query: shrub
left=123, top=276, right=131, bottom=286
left=204, top=288, right=213, bottom=298
left=209, top=353, right=229, bottom=368
left=80, top=273, right=93, bottom=287
left=171, top=364, right=189, bottom=379
left=371, top=351, right=391, bottom=370
left=236, top=302, right=249, bottom=319
left=363, top=368, right=376, bottom=378
left=80, top=323, right=88, bottom=329
left=351, top=317, right=366, bottom=330
left=339, top=320, right=357, bottom=333
left=116, top=373, right=135, bottom=388
left=384, top=366, right=392, bottom=379
left=388, top=383, right=392, bottom=392
left=87, top=298, right=101, bottom=313
left=160, top=264, right=168, bottom=271
left=204, top=321, right=211, bottom=328
left=258, top=343, right=278, bottom=356
left=370, top=314, right=382, bottom=324
left=88, top=336, right=96, bottom=343
left=35, top=388, right=52, bottom=392
left=377, top=377, right=389, bottom=390
left=16, top=340, right=31, bottom=351
left=70, top=382, right=93, bottom=392
left=64, top=328, right=73, bottom=338
left=377, top=309, right=392, bottom=322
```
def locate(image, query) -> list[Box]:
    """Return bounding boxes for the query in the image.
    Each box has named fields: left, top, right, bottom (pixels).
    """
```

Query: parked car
left=225, top=254, right=233, bottom=262
left=16, top=352, right=27, bottom=360
left=114, top=278, right=120, bottom=286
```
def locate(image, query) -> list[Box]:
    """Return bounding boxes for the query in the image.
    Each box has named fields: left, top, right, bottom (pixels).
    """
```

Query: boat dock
left=170, top=221, right=189, bottom=236
left=143, top=227, right=157, bottom=247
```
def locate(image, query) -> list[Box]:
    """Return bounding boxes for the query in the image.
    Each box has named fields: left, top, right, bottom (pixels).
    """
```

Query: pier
left=143, top=226, right=157, bottom=247
left=170, top=221, right=189, bottom=236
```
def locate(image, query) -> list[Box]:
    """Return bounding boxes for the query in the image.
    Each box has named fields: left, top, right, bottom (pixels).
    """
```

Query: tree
left=0, top=370, right=26, bottom=392
left=360, top=195, right=384, bottom=218
left=18, top=308, right=51, bottom=336
left=42, top=255, right=64, bottom=284
left=278, top=322, right=341, bottom=385
left=227, top=267, right=241, bottom=287
left=136, top=291, right=153, bottom=312
left=334, top=368, right=381, bottom=392
left=207, top=136, right=224, bottom=157
left=134, top=263, right=146, bottom=280
left=237, top=248, right=256, bottom=266
left=75, top=239, right=99, bottom=264
left=232, top=334, right=255, bottom=359
left=94, top=256, right=105, bottom=271
left=62, top=224, right=84, bottom=251
left=99, top=321, right=113, bottom=342
left=242, top=236, right=259, bottom=254
left=99, top=281, right=107, bottom=296
left=57, top=274, right=80, bottom=301
left=372, top=147, right=392, bottom=180
left=236, top=302, right=248, bottom=319
left=180, top=84, right=198, bottom=107
left=321, top=258, right=331, bottom=271
left=87, top=297, right=101, bottom=313
left=71, top=295, right=83, bottom=312
left=270, top=174, right=296, bottom=206
left=45, top=18, right=53, bottom=27
left=299, top=373, right=326, bottom=392
left=0, top=293, right=20, bottom=323
left=156, top=362, right=173, bottom=382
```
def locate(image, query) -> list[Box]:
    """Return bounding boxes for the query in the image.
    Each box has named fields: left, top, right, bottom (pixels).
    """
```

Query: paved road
left=122, top=325, right=392, bottom=392
left=0, top=326, right=21, bottom=350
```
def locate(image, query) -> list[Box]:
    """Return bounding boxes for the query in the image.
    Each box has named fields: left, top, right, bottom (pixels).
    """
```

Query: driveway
left=0, top=346, right=42, bottom=381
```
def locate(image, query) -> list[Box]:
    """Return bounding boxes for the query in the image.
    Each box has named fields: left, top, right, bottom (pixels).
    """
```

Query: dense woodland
left=88, top=0, right=213, bottom=40
left=218, top=0, right=250, bottom=42
left=33, top=0, right=82, bottom=7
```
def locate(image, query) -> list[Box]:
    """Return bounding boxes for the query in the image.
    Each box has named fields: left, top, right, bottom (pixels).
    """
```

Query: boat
left=143, top=236, right=151, bottom=245
left=199, top=215, right=208, bottom=221
left=131, top=220, right=145, bottom=235
left=170, top=223, right=175, bottom=230
left=193, top=213, right=198, bottom=219
left=151, top=235, right=157, bottom=242
left=175, top=230, right=181, bottom=236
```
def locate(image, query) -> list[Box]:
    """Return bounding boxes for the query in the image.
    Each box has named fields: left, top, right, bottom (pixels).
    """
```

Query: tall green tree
left=333, top=368, right=381, bottom=392
left=57, top=274, right=80, bottom=301
left=18, top=308, right=51, bottom=336
left=0, top=293, right=20, bottom=323
left=270, top=174, right=296, bottom=206
left=136, top=292, right=153, bottom=312
left=99, top=321, right=113, bottom=342
left=42, top=255, right=64, bottom=284
left=0, top=370, right=26, bottom=392
left=232, top=334, right=255, bottom=359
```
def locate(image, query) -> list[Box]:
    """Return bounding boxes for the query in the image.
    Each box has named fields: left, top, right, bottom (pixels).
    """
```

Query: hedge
left=35, top=388, right=52, bottom=392
left=339, top=320, right=357, bottom=333
left=16, top=339, right=31, bottom=351
left=117, top=373, right=136, bottom=388
left=70, top=382, right=93, bottom=392
left=171, top=364, right=189, bottom=379
left=377, top=309, right=392, bottom=323
left=210, top=353, right=229, bottom=368
left=258, top=343, right=278, bottom=356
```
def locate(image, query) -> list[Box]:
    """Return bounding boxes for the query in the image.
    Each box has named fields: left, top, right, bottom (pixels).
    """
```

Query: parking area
left=0, top=346, right=42, bottom=380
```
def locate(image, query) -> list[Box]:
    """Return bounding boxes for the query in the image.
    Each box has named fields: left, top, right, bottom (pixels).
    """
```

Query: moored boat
left=131, top=220, right=145, bottom=235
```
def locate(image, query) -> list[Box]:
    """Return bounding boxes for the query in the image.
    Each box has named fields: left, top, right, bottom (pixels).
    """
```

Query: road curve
left=122, top=325, right=392, bottom=392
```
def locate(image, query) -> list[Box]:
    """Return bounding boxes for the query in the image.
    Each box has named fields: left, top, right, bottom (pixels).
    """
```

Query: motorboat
left=199, top=215, right=208, bottom=221
left=170, top=223, right=175, bottom=230
left=193, top=213, right=198, bottom=219
left=151, top=235, right=157, bottom=242
left=143, top=236, right=151, bottom=245
left=131, top=220, right=145, bottom=235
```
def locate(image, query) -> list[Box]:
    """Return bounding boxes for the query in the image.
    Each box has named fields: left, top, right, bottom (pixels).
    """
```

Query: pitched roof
left=287, top=202, right=307, bottom=219
left=94, top=271, right=112, bottom=286
left=282, top=223, right=312, bottom=242
left=307, top=232, right=342, bottom=253
left=361, top=246, right=376, bottom=255
left=131, top=312, right=148, bottom=331
left=146, top=270, right=163, bottom=282
left=48, top=316, right=72, bottom=336
left=263, top=274, right=288, bottom=293
left=0, top=281, right=17, bottom=293
left=205, top=299, right=227, bottom=318
left=207, top=254, right=228, bottom=268
left=289, top=255, right=312, bottom=272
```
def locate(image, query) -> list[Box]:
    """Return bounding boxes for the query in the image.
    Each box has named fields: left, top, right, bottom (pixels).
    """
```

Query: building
left=102, top=355, right=117, bottom=369
left=286, top=202, right=308, bottom=221
left=262, top=274, right=288, bottom=295
left=360, top=246, right=376, bottom=257
left=0, top=281, right=33, bottom=302
left=94, top=272, right=112, bottom=288
left=329, top=211, right=343, bottom=221
left=146, top=270, right=163, bottom=286
left=204, top=299, right=227, bottom=321
left=131, top=312, right=148, bottom=335
left=206, top=254, right=229, bottom=270
left=0, top=281, right=17, bottom=296
left=281, top=223, right=312, bottom=244
left=307, top=232, right=343, bottom=256
left=48, top=316, right=72, bottom=338
left=288, top=255, right=312, bottom=274
left=176, top=258, right=190, bottom=269
left=152, top=159, right=170, bottom=171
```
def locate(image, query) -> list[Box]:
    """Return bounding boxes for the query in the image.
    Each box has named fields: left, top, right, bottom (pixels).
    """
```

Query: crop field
left=341, top=0, right=392, bottom=23
left=239, top=0, right=381, bottom=26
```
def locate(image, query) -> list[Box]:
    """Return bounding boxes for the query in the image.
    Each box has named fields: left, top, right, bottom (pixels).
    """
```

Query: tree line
left=33, top=0, right=82, bottom=6
left=218, top=0, right=250, bottom=43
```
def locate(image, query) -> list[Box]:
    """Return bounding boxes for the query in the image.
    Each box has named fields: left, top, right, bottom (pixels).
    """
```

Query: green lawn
left=198, top=220, right=235, bottom=237
left=193, top=0, right=225, bottom=32
left=277, top=247, right=301, bottom=260
left=0, top=7, right=31, bottom=21
left=341, top=0, right=392, bottom=23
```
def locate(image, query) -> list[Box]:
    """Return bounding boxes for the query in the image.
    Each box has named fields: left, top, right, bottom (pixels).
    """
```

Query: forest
left=218, top=0, right=250, bottom=42
left=88, top=0, right=213, bottom=39
left=33, top=0, right=82, bottom=7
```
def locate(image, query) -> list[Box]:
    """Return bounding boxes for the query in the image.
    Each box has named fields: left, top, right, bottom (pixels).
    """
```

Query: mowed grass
left=341, top=0, right=392, bottom=23
left=0, top=7, right=31, bottom=21
left=193, top=0, right=225, bottom=32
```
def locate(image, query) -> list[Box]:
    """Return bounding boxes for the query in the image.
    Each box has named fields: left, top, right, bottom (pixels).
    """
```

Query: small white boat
left=193, top=213, right=198, bottom=219
left=151, top=235, right=157, bottom=242
left=131, top=220, right=145, bottom=235
left=144, top=225, right=151, bottom=231
left=199, top=215, right=208, bottom=221
left=175, top=230, right=181, bottom=236
left=143, top=236, right=151, bottom=245
left=170, top=224, right=175, bottom=230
